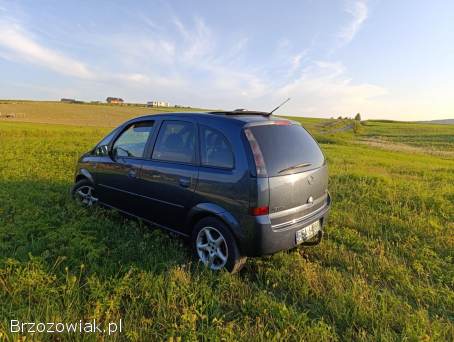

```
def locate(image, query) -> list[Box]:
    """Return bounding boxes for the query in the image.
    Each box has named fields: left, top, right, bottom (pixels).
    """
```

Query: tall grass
left=0, top=118, right=453, bottom=340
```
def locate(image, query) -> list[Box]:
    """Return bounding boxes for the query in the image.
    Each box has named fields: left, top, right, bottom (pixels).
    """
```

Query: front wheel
left=192, top=217, right=246, bottom=273
left=71, top=178, right=98, bottom=206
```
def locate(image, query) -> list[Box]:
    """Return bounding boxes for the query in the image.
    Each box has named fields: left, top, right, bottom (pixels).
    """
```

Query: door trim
left=98, top=183, right=185, bottom=208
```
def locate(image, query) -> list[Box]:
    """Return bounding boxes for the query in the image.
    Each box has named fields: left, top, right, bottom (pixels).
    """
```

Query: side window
left=200, top=125, right=234, bottom=169
left=112, top=121, right=154, bottom=158
left=152, top=121, right=195, bottom=163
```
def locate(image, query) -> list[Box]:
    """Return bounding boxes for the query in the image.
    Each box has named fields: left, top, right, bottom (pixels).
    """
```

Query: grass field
left=0, top=102, right=453, bottom=340
left=0, top=100, right=207, bottom=127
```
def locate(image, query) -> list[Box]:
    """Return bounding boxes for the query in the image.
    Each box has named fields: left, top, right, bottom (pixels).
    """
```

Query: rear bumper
left=241, top=200, right=331, bottom=257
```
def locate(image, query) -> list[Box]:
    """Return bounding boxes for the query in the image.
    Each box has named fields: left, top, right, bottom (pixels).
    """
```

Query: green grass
left=0, top=110, right=453, bottom=340
left=361, top=120, right=454, bottom=152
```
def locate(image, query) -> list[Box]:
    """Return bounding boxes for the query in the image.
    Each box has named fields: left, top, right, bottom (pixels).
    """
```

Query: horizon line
left=0, top=98, right=452, bottom=123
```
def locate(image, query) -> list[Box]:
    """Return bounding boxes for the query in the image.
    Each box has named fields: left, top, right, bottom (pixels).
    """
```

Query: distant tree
left=337, top=116, right=343, bottom=120
left=355, top=113, right=362, bottom=121
left=353, top=120, right=362, bottom=134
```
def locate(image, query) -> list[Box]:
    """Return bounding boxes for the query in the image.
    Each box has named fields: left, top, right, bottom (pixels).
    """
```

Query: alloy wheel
left=75, top=185, right=98, bottom=206
left=196, top=226, right=229, bottom=270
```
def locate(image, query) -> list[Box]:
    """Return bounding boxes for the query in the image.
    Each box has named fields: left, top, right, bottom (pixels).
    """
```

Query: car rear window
left=247, top=124, right=325, bottom=176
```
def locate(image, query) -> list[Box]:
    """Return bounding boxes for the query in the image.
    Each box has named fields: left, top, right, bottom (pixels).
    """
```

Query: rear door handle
left=128, top=169, right=137, bottom=178
left=179, top=177, right=191, bottom=188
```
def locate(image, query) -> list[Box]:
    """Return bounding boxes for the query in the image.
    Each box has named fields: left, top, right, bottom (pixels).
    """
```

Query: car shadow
left=0, top=179, right=191, bottom=277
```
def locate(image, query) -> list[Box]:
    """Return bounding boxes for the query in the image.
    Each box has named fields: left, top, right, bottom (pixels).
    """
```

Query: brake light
left=244, top=128, right=267, bottom=177
left=249, top=206, right=269, bottom=216
left=273, top=120, right=291, bottom=126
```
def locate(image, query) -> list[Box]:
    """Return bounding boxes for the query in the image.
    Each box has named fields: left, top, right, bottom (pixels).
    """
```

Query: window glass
left=248, top=124, right=324, bottom=176
left=112, top=121, right=154, bottom=158
left=200, top=126, right=234, bottom=169
left=152, top=121, right=195, bottom=163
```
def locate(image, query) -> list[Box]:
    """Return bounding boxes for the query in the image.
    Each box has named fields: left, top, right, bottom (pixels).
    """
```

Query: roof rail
left=208, top=110, right=271, bottom=116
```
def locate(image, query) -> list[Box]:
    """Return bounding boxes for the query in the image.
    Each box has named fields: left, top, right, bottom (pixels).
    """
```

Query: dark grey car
left=72, top=111, right=330, bottom=272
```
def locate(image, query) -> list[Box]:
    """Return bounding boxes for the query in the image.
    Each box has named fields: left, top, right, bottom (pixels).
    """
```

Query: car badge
left=307, top=175, right=315, bottom=185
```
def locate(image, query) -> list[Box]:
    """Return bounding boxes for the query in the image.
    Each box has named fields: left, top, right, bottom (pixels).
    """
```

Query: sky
left=0, top=0, right=453, bottom=120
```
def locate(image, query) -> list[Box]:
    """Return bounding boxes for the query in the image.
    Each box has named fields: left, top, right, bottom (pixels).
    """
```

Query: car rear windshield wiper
left=278, top=162, right=312, bottom=174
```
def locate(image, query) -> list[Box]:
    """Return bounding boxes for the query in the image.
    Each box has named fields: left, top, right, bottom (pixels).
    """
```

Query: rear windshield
left=248, top=124, right=325, bottom=176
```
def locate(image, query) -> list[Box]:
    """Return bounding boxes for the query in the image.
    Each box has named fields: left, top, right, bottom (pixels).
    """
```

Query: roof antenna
left=268, top=98, right=291, bottom=116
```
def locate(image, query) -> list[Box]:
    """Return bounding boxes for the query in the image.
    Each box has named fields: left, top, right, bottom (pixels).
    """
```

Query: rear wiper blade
left=278, top=162, right=312, bottom=174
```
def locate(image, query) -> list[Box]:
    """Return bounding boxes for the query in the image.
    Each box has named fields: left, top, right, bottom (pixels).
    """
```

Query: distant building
left=61, top=98, right=76, bottom=103
left=106, top=97, right=124, bottom=104
left=61, top=98, right=84, bottom=104
left=147, top=100, right=170, bottom=107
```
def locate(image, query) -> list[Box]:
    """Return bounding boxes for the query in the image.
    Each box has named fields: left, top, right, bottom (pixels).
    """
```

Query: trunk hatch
left=268, top=165, right=328, bottom=229
left=246, top=122, right=328, bottom=228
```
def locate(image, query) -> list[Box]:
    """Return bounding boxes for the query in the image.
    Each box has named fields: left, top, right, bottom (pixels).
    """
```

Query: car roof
left=128, top=111, right=292, bottom=126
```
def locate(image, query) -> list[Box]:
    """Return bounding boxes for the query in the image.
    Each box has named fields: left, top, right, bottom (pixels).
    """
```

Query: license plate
left=296, top=220, right=321, bottom=244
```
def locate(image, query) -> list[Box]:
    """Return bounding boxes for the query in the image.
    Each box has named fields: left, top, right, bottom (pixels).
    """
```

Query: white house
left=147, top=100, right=170, bottom=107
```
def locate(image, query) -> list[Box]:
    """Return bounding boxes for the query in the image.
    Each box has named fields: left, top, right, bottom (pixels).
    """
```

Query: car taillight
left=244, top=128, right=267, bottom=177
left=273, top=120, right=291, bottom=126
left=249, top=206, right=269, bottom=216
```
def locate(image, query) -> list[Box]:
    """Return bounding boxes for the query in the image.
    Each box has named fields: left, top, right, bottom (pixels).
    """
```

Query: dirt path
left=357, top=137, right=454, bottom=157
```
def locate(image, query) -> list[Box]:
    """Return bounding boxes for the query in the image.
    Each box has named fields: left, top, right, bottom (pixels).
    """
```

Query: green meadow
left=0, top=101, right=453, bottom=341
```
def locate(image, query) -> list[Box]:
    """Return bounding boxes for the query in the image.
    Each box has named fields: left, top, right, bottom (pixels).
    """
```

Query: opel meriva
left=72, top=110, right=330, bottom=272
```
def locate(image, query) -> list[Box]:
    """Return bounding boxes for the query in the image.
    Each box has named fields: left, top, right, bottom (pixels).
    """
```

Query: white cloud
left=173, top=16, right=214, bottom=63
left=0, top=19, right=179, bottom=89
left=291, top=53, right=304, bottom=71
left=104, top=17, right=267, bottom=105
left=276, top=60, right=387, bottom=117
left=288, top=50, right=308, bottom=75
left=338, top=0, right=368, bottom=45
left=113, top=72, right=186, bottom=90
left=140, top=16, right=162, bottom=31
left=0, top=22, right=95, bottom=79
left=0, top=11, right=389, bottom=117
left=0, top=14, right=261, bottom=103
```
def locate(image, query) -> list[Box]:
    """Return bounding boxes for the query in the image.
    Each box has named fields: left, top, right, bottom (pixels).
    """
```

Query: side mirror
left=94, top=144, right=111, bottom=157
left=101, top=145, right=110, bottom=156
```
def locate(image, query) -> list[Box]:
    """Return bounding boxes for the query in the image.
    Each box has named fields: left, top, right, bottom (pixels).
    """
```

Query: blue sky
left=0, top=0, right=453, bottom=120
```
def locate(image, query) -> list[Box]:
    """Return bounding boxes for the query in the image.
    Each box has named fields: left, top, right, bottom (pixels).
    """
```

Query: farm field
left=0, top=100, right=207, bottom=127
left=0, top=103, right=453, bottom=340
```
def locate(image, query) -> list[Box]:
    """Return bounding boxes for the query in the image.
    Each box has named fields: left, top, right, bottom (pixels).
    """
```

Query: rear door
left=246, top=123, right=329, bottom=228
left=138, top=119, right=198, bottom=231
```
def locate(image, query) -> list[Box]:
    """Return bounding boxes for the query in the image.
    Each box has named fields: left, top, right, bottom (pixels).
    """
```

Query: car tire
left=71, top=178, right=98, bottom=207
left=192, top=217, right=246, bottom=273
